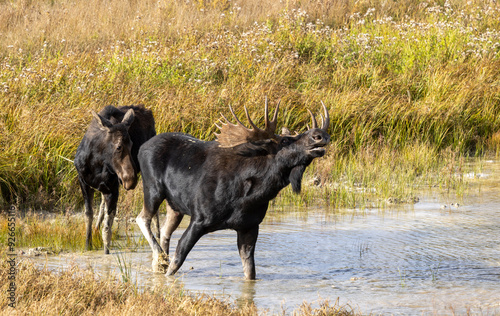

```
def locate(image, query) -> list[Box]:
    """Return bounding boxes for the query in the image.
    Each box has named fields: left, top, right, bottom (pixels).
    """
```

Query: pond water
left=31, top=160, right=500, bottom=315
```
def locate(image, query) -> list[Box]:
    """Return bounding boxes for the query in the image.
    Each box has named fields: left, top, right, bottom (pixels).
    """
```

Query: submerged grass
left=1, top=0, right=500, bottom=210
left=0, top=254, right=356, bottom=315
left=276, top=142, right=477, bottom=209
left=0, top=210, right=89, bottom=252
left=0, top=209, right=149, bottom=253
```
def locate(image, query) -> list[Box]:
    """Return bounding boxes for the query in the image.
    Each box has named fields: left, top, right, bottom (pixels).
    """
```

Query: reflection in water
left=236, top=280, right=257, bottom=309
left=29, top=160, right=500, bottom=314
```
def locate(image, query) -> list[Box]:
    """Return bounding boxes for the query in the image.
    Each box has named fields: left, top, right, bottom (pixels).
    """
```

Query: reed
left=1, top=0, right=499, bottom=209
left=113, top=247, right=134, bottom=284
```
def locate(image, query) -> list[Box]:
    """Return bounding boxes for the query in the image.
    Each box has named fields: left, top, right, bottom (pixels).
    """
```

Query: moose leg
left=237, top=226, right=259, bottom=280
left=95, top=194, right=106, bottom=231
left=152, top=211, right=161, bottom=239
left=102, top=188, right=119, bottom=254
left=166, top=220, right=204, bottom=276
left=160, top=204, right=184, bottom=255
left=78, top=178, right=94, bottom=251
left=136, top=193, right=168, bottom=273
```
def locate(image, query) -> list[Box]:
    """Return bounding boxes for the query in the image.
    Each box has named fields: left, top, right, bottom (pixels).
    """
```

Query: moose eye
left=116, top=145, right=122, bottom=151
left=281, top=138, right=290, bottom=146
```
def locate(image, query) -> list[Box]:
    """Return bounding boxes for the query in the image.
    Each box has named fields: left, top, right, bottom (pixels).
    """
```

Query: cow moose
left=136, top=99, right=330, bottom=279
left=74, top=105, right=156, bottom=254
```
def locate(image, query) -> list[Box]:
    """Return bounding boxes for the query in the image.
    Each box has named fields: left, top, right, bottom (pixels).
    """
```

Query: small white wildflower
left=364, top=8, right=375, bottom=17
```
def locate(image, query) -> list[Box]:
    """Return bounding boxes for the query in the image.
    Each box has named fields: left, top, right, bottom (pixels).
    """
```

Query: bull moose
left=136, top=99, right=330, bottom=279
left=74, top=105, right=156, bottom=254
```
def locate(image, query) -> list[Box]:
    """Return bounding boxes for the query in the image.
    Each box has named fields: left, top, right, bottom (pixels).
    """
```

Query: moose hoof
left=152, top=253, right=169, bottom=273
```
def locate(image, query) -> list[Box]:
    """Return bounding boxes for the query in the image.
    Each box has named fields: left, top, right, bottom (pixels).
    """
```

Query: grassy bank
left=1, top=0, right=500, bottom=209
left=0, top=208, right=154, bottom=253
left=0, top=254, right=355, bottom=315
left=0, top=210, right=89, bottom=252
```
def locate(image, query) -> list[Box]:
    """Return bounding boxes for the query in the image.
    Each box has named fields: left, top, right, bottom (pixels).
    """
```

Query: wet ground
left=30, top=160, right=500, bottom=315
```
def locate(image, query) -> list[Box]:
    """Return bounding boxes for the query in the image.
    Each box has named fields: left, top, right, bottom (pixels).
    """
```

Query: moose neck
left=241, top=145, right=313, bottom=202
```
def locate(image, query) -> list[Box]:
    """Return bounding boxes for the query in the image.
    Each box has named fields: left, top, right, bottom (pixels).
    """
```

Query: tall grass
left=1, top=0, right=499, bottom=209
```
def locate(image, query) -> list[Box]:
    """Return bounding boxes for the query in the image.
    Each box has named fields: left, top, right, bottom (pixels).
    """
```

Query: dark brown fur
left=74, top=105, right=156, bottom=253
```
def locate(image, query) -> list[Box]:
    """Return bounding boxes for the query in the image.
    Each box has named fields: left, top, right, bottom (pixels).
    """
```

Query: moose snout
left=121, top=175, right=138, bottom=190
left=311, top=130, right=330, bottom=145
left=306, top=130, right=330, bottom=158
left=118, top=166, right=138, bottom=190
left=115, top=155, right=138, bottom=190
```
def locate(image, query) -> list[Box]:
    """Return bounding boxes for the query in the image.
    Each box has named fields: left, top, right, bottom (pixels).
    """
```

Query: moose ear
left=281, top=127, right=292, bottom=136
left=121, top=109, right=135, bottom=128
left=281, top=127, right=299, bottom=136
left=91, top=111, right=113, bottom=132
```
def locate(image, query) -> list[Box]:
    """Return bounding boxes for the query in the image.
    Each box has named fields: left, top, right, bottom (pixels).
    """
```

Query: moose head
left=91, top=109, right=138, bottom=191
left=216, top=98, right=330, bottom=193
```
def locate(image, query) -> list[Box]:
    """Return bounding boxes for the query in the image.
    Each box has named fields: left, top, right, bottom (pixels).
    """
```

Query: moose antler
left=215, top=97, right=280, bottom=148
left=307, top=101, right=330, bottom=132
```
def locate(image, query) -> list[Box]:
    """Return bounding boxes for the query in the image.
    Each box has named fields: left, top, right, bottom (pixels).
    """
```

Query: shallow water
left=31, top=160, right=500, bottom=315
